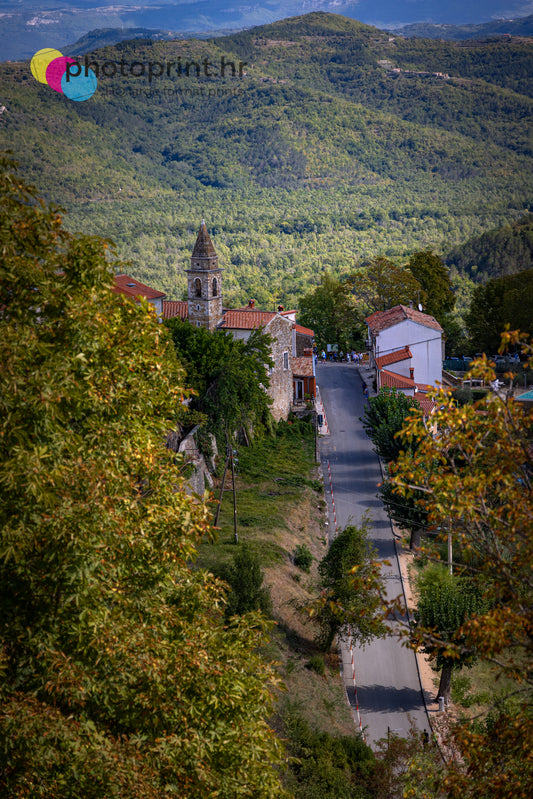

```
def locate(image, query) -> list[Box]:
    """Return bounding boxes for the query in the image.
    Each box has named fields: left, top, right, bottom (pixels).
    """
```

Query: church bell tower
left=186, top=220, right=223, bottom=332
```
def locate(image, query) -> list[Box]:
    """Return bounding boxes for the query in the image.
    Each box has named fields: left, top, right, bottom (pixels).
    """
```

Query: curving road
left=317, top=360, right=429, bottom=747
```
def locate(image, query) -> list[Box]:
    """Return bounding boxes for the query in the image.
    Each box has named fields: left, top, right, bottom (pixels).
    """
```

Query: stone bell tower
left=186, top=219, right=223, bottom=332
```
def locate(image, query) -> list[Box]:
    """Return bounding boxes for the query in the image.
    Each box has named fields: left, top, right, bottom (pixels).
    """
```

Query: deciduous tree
left=465, top=269, right=533, bottom=353
left=298, top=272, right=362, bottom=350
left=415, top=569, right=485, bottom=703
left=378, top=476, right=427, bottom=550
left=389, top=336, right=533, bottom=797
left=347, top=257, right=422, bottom=314
left=0, top=159, right=288, bottom=798
left=312, top=517, right=386, bottom=652
left=406, top=250, right=455, bottom=323
left=360, top=387, right=421, bottom=463
left=166, top=316, right=274, bottom=442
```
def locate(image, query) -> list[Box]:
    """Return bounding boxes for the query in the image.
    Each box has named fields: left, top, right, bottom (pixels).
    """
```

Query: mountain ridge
left=1, top=12, right=531, bottom=309
left=2, top=1, right=533, bottom=60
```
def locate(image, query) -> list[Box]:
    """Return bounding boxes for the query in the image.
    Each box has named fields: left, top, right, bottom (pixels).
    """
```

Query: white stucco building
left=366, top=305, right=443, bottom=395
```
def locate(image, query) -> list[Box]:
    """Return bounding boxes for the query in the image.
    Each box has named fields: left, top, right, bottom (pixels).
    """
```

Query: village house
left=112, top=274, right=167, bottom=317
left=365, top=304, right=444, bottom=414
left=114, top=220, right=315, bottom=421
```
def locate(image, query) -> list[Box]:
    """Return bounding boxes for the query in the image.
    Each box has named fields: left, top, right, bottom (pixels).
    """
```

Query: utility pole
left=214, top=450, right=230, bottom=528
left=224, top=430, right=238, bottom=543
left=231, top=447, right=238, bottom=544
left=314, top=407, right=319, bottom=464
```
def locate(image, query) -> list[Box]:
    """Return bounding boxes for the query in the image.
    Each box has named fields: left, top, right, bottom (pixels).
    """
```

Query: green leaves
left=348, top=257, right=422, bottom=315
left=465, top=269, right=533, bottom=353
left=166, top=318, right=273, bottom=442
left=361, top=387, right=421, bottom=463
left=0, top=159, right=288, bottom=798
left=313, top=517, right=386, bottom=652
left=299, top=272, right=363, bottom=350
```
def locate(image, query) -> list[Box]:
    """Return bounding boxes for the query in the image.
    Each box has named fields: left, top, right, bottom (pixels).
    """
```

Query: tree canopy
left=347, top=257, right=422, bottom=314
left=313, top=517, right=386, bottom=652
left=465, top=269, right=533, bottom=353
left=0, top=158, right=288, bottom=798
left=415, top=568, right=485, bottom=703
left=165, top=316, right=274, bottom=442
left=406, top=250, right=455, bottom=323
left=389, top=337, right=533, bottom=797
left=298, top=272, right=362, bottom=350
left=360, top=387, right=421, bottom=463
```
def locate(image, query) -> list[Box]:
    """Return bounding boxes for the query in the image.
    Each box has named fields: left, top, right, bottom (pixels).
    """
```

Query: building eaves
left=366, top=304, right=442, bottom=334
left=380, top=368, right=416, bottom=389
left=113, top=274, right=166, bottom=301
left=375, top=346, right=412, bottom=369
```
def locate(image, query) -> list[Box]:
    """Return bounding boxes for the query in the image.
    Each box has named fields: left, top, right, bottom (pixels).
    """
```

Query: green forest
left=1, top=12, right=532, bottom=311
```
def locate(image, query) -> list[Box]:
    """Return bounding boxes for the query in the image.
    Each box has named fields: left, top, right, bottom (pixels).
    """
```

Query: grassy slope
left=198, top=420, right=357, bottom=739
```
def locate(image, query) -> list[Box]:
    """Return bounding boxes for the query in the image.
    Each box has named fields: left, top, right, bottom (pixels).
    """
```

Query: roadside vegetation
left=365, top=344, right=533, bottom=798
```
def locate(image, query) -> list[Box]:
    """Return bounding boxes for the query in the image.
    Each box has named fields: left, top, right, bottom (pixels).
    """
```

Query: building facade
left=161, top=221, right=314, bottom=421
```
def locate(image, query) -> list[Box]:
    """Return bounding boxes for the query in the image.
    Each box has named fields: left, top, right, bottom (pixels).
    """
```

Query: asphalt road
left=317, top=360, right=429, bottom=747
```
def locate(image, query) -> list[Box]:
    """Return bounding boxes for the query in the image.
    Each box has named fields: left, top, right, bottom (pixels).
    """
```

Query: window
left=194, top=278, right=202, bottom=298
left=212, top=277, right=217, bottom=297
left=283, top=351, right=289, bottom=370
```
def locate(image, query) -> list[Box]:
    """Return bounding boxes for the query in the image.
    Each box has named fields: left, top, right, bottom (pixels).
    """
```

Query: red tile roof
left=113, top=274, right=166, bottom=301
left=375, top=346, right=412, bottom=369
left=292, top=356, right=314, bottom=377
left=366, top=305, right=443, bottom=334
left=414, top=392, right=438, bottom=416
left=294, top=323, right=315, bottom=338
left=220, top=309, right=277, bottom=330
left=380, top=369, right=416, bottom=389
left=162, top=300, right=189, bottom=320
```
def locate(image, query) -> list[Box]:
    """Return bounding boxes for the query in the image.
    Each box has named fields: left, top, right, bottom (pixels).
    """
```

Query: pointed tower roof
left=192, top=219, right=217, bottom=259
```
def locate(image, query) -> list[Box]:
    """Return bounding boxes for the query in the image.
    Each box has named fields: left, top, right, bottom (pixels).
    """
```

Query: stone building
left=161, top=221, right=315, bottom=422
left=186, top=219, right=223, bottom=332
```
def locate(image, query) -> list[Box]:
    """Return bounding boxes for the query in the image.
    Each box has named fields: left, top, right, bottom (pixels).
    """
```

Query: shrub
left=294, top=544, right=313, bottom=573
left=308, top=655, right=325, bottom=676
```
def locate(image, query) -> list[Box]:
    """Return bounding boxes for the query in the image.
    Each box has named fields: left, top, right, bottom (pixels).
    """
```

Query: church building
left=113, top=221, right=316, bottom=421
left=164, top=220, right=316, bottom=421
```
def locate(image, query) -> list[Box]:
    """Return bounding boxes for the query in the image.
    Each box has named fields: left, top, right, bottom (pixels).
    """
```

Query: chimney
left=278, top=304, right=284, bottom=312
left=248, top=299, right=255, bottom=308
left=409, top=367, right=414, bottom=380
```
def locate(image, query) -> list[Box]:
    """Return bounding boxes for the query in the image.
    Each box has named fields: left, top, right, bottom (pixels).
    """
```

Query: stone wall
left=266, top=315, right=294, bottom=422
left=166, top=426, right=217, bottom=495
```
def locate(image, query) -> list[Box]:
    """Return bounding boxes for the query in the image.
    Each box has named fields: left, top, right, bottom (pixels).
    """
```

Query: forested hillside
left=1, top=12, right=532, bottom=308
left=444, top=213, right=533, bottom=282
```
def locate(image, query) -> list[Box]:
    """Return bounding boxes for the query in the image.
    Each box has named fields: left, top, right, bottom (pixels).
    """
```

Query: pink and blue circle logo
left=31, top=48, right=97, bottom=101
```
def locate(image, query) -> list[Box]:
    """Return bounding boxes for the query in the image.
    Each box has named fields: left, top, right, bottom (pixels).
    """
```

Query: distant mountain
left=444, top=214, right=533, bottom=282
left=63, top=29, right=182, bottom=57
left=2, top=0, right=533, bottom=61
left=1, top=12, right=532, bottom=309
left=393, top=15, right=533, bottom=40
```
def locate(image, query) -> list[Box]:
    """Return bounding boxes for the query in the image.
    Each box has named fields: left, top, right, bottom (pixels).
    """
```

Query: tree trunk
left=410, top=527, right=421, bottom=550
left=437, top=664, right=453, bottom=704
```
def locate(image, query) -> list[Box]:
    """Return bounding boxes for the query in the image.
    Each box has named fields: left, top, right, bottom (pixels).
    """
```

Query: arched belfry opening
left=186, top=220, right=223, bottom=332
